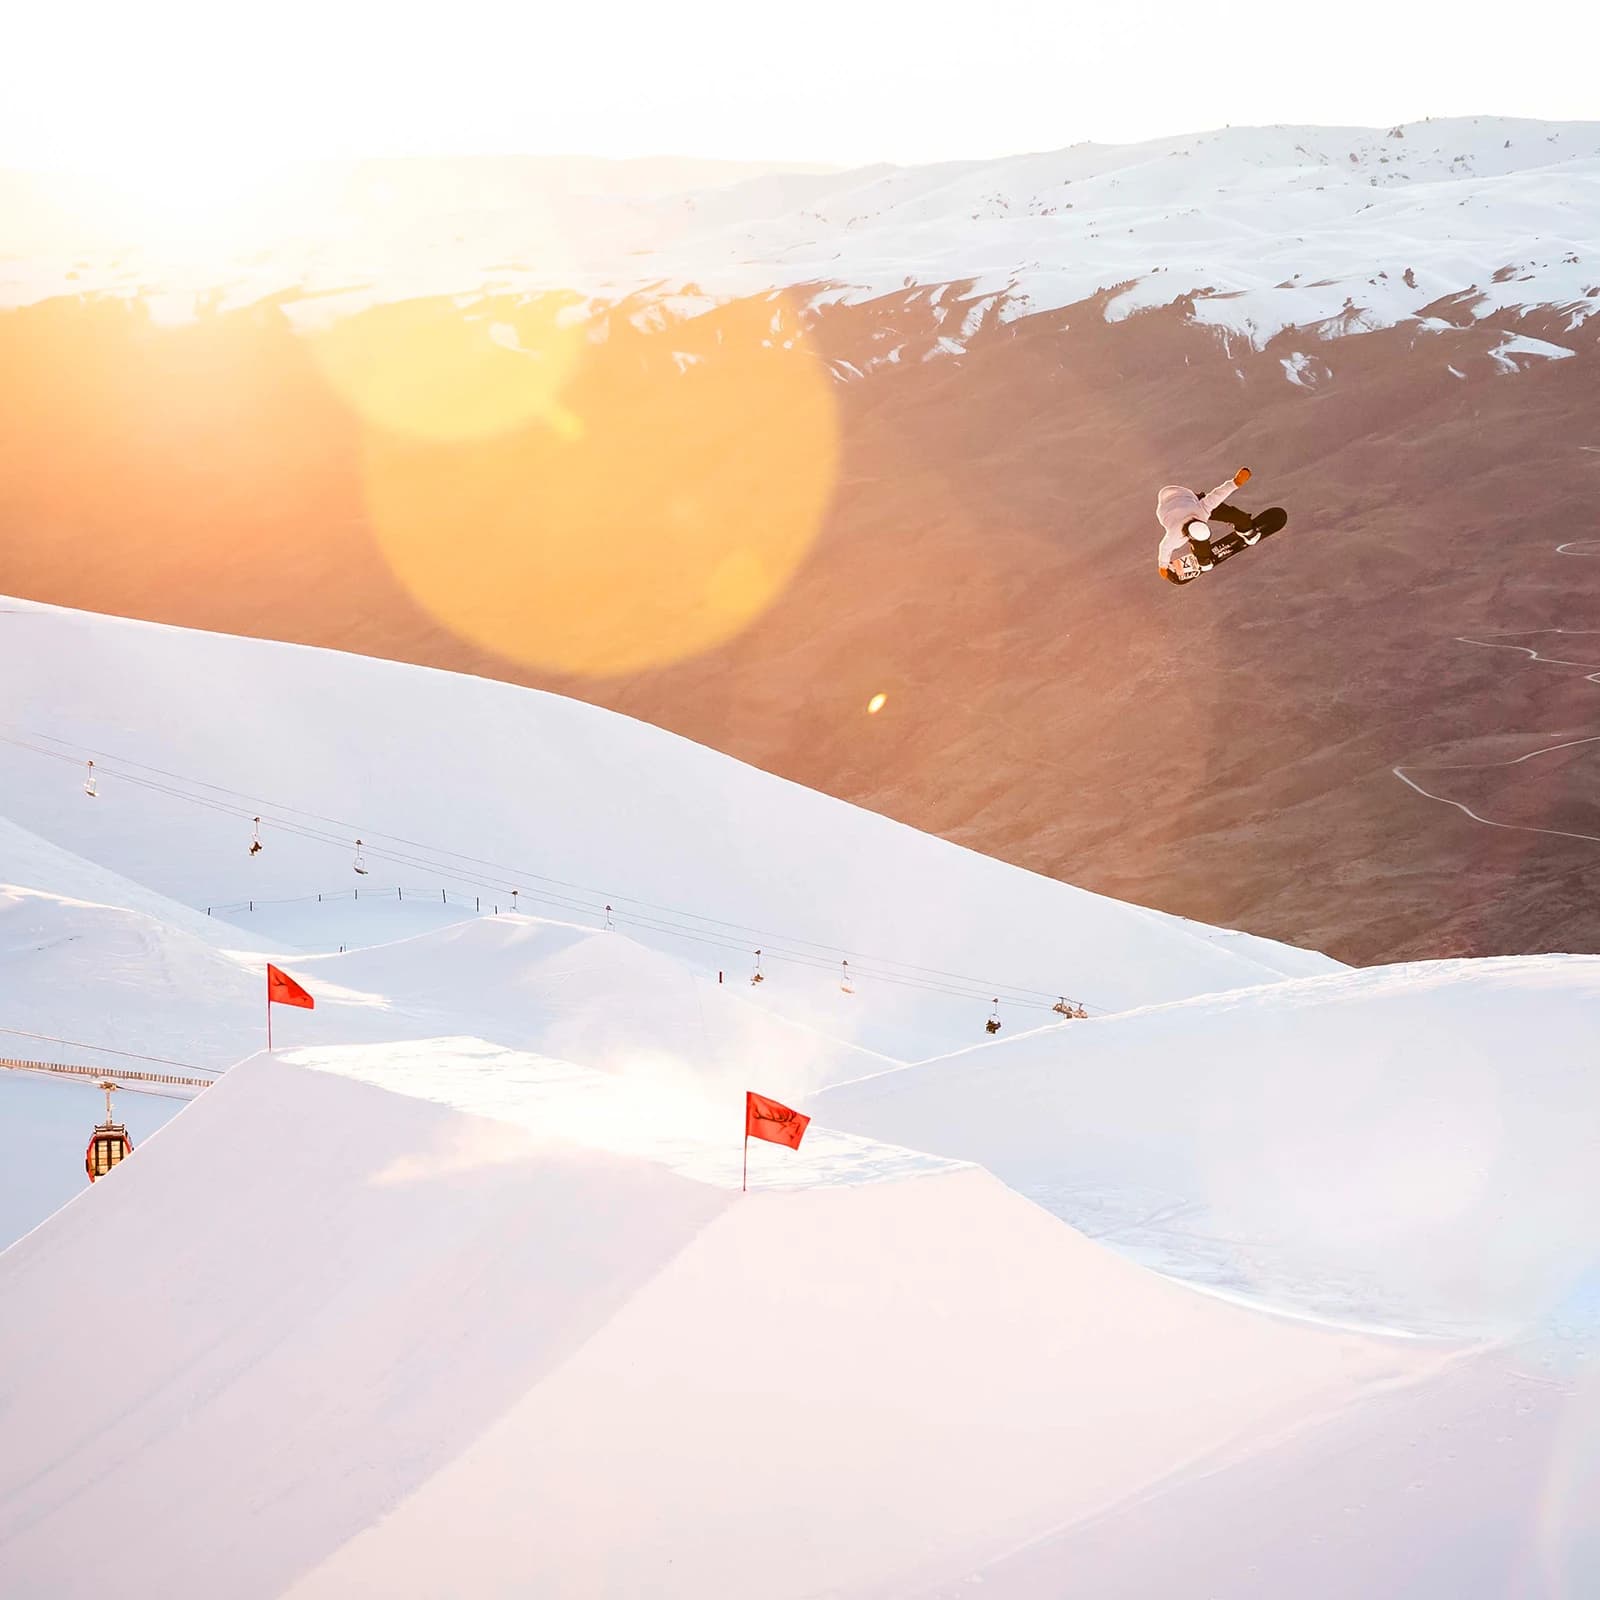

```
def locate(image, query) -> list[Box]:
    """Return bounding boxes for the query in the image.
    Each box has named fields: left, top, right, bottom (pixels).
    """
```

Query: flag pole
left=742, top=1130, right=748, bottom=1193
left=267, top=991, right=273, bottom=1054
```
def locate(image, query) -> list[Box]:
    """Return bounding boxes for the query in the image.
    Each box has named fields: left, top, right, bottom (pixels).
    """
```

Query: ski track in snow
left=1392, top=756, right=1600, bottom=848
left=1392, top=548, right=1600, bottom=847
left=1454, top=627, right=1600, bottom=685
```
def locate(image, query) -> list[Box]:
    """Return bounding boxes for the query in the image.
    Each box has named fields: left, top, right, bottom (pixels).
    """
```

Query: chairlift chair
left=352, top=839, right=369, bottom=876
left=83, top=760, right=97, bottom=799
left=840, top=959, right=854, bottom=996
left=985, top=999, right=1002, bottom=1035
left=750, top=949, right=764, bottom=985
left=249, top=817, right=263, bottom=856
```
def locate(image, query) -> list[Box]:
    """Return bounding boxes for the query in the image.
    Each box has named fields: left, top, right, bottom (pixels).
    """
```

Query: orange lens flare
left=344, top=292, right=839, bottom=678
left=308, top=298, right=585, bottom=445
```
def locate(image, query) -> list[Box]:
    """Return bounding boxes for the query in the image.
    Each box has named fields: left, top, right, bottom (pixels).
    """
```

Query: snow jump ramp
left=0, top=1050, right=1437, bottom=1599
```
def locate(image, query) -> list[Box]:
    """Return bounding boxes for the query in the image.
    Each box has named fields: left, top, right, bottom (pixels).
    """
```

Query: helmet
left=1185, top=518, right=1212, bottom=543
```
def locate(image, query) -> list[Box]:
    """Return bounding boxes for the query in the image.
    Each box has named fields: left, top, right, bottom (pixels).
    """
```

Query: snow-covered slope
left=0, top=814, right=251, bottom=950
left=0, top=597, right=1340, bottom=1068
left=818, top=955, right=1600, bottom=1338
left=6, top=119, right=1596, bottom=355
left=0, top=891, right=884, bottom=1094
left=911, top=1343, right=1600, bottom=1598
left=294, top=916, right=895, bottom=1098
left=0, top=1054, right=1442, bottom=1600
left=0, top=592, right=1333, bottom=1251
left=0, top=884, right=265, bottom=1064
left=4, top=599, right=1598, bottom=1594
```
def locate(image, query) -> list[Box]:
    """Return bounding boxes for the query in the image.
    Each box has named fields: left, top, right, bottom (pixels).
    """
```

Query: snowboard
left=1171, top=507, right=1288, bottom=582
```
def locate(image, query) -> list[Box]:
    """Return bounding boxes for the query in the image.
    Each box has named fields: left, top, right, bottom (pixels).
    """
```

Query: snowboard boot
left=1209, top=504, right=1257, bottom=544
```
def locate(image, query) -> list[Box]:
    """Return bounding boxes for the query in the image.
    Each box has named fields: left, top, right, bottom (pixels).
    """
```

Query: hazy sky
left=7, top=0, right=1596, bottom=177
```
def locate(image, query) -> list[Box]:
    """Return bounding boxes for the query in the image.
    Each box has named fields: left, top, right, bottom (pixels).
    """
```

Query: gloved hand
left=1233, top=467, right=1252, bottom=487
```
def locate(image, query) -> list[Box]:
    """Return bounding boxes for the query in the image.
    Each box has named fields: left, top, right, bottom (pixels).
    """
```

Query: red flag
left=745, top=1091, right=809, bottom=1151
left=266, top=964, right=315, bottom=1010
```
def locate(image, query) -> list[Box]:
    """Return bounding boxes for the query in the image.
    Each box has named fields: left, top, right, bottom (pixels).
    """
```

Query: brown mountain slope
left=1, top=289, right=1595, bottom=963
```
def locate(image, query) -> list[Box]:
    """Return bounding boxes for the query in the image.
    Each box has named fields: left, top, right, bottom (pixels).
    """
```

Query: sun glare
left=342, top=293, right=840, bottom=679
left=68, top=147, right=298, bottom=264
left=309, top=301, right=587, bottom=445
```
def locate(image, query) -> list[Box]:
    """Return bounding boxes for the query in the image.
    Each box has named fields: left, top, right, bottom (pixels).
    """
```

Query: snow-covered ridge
left=3, top=118, right=1596, bottom=354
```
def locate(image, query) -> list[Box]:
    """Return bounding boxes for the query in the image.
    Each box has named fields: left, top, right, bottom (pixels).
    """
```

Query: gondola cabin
left=85, top=1080, right=133, bottom=1183
left=85, top=1123, right=133, bottom=1182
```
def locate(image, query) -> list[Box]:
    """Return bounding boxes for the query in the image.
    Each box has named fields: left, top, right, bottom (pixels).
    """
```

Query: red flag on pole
left=743, top=1090, right=809, bottom=1191
left=266, top=964, right=314, bottom=1053
left=267, top=965, right=315, bottom=1010
left=746, top=1091, right=808, bottom=1149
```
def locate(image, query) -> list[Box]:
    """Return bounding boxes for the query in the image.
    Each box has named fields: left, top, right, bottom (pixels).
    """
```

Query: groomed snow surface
left=1, top=598, right=1596, bottom=1596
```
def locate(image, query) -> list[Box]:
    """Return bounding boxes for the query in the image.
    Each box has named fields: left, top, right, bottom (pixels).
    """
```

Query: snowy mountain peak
left=4, top=117, right=1596, bottom=355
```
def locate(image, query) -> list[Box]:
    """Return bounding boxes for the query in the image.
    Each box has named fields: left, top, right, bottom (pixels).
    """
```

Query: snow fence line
left=0, top=1057, right=215, bottom=1091
left=206, top=885, right=486, bottom=915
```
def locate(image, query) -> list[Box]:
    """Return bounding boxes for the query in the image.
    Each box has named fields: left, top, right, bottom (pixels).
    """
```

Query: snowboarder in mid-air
left=1157, top=467, right=1287, bottom=584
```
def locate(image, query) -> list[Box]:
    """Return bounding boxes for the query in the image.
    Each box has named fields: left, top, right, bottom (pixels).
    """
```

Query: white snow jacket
left=1156, top=478, right=1241, bottom=574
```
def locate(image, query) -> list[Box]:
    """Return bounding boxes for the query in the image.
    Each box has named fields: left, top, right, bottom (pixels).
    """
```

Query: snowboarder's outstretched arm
left=1198, top=466, right=1251, bottom=517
